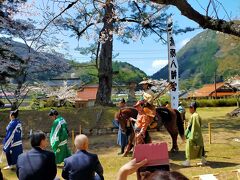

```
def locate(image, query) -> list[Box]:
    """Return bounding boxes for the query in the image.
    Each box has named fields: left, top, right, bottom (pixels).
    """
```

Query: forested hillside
left=152, top=30, right=240, bottom=90
left=67, top=60, right=147, bottom=84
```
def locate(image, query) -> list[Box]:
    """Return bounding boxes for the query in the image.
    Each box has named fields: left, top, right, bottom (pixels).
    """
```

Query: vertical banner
left=167, top=17, right=179, bottom=109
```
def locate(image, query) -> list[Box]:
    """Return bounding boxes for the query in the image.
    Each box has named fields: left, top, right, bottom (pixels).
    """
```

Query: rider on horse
left=139, top=78, right=158, bottom=128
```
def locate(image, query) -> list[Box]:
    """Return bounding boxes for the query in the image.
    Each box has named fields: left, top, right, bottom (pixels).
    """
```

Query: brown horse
left=115, top=107, right=185, bottom=156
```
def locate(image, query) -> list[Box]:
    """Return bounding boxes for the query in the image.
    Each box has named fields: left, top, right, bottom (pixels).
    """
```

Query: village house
left=75, top=83, right=130, bottom=108
left=75, top=84, right=98, bottom=108
left=188, top=82, right=237, bottom=99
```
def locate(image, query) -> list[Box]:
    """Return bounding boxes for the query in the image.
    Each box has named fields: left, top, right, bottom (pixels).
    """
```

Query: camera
left=133, top=142, right=170, bottom=179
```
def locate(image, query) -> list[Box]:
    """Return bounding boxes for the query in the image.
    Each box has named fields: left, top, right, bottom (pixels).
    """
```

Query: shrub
left=184, top=98, right=237, bottom=107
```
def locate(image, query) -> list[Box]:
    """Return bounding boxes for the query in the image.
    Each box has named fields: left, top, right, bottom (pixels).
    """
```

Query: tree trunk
left=95, top=0, right=114, bottom=106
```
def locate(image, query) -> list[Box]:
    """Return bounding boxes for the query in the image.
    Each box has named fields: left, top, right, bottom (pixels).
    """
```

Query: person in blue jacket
left=2, top=109, right=23, bottom=170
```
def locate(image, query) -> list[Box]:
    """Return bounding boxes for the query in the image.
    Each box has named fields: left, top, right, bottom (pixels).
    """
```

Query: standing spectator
left=62, top=134, right=104, bottom=180
left=49, top=109, right=71, bottom=164
left=177, top=102, right=186, bottom=121
left=2, top=109, right=23, bottom=170
left=16, top=130, right=57, bottom=180
left=113, top=98, right=130, bottom=155
left=182, top=102, right=207, bottom=166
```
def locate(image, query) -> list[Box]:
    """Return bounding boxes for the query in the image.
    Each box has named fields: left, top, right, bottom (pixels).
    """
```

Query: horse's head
left=115, top=107, right=138, bottom=132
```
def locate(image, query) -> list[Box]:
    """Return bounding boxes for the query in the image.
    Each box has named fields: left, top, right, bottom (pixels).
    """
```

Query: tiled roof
left=75, top=86, right=98, bottom=101
left=190, top=82, right=236, bottom=98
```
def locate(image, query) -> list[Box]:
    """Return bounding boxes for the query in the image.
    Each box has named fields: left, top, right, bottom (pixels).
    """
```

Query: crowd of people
left=0, top=108, right=105, bottom=180
left=0, top=78, right=207, bottom=180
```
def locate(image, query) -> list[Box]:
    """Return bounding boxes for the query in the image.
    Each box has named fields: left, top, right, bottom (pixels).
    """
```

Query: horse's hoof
left=170, top=148, right=179, bottom=152
left=122, top=153, right=128, bottom=157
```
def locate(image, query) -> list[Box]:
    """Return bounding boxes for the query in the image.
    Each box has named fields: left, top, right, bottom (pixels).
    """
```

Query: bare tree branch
left=31, top=0, right=79, bottom=47
left=150, top=0, right=240, bottom=37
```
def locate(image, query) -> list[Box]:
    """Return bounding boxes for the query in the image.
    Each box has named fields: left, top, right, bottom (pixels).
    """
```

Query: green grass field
left=1, top=107, right=240, bottom=180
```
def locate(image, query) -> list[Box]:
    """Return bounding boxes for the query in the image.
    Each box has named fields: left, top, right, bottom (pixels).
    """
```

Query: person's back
left=62, top=134, right=104, bottom=180
left=16, top=131, right=57, bottom=180
left=62, top=150, right=102, bottom=180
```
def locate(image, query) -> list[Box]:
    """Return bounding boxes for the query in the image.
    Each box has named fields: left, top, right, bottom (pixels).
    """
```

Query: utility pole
left=214, top=70, right=217, bottom=99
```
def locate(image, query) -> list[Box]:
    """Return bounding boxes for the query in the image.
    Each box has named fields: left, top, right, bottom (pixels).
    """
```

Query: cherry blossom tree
left=0, top=0, right=69, bottom=109
left=36, top=81, right=77, bottom=107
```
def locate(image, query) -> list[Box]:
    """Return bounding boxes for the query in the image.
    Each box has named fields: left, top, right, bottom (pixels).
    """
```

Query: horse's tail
left=174, top=109, right=185, bottom=140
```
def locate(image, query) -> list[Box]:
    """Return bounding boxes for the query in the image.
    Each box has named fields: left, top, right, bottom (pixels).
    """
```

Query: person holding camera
left=117, top=158, right=188, bottom=180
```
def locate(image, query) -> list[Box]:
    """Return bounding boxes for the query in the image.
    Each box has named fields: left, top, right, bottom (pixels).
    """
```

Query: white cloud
left=179, top=38, right=190, bottom=48
left=151, top=59, right=168, bottom=71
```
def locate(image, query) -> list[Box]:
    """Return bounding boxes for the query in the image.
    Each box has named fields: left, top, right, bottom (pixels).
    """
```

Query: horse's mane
left=156, top=107, right=171, bottom=115
left=156, top=107, right=175, bottom=124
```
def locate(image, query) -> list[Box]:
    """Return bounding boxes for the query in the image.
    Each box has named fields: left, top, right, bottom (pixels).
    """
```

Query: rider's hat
left=139, top=77, right=153, bottom=85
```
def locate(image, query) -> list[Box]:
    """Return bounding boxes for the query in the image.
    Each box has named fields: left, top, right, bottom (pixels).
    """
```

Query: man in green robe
left=182, top=102, right=207, bottom=166
left=49, top=109, right=71, bottom=164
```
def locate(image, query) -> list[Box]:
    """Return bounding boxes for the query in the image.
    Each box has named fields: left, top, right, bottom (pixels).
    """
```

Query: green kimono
left=50, top=116, right=71, bottom=164
left=185, top=112, right=204, bottom=159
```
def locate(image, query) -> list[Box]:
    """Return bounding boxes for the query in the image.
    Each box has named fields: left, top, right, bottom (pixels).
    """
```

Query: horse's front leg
left=170, top=133, right=179, bottom=152
left=122, top=133, right=134, bottom=157
left=164, top=123, right=179, bottom=152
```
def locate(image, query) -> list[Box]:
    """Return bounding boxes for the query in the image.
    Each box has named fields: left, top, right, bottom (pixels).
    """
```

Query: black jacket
left=16, top=147, right=57, bottom=180
left=62, top=150, right=104, bottom=180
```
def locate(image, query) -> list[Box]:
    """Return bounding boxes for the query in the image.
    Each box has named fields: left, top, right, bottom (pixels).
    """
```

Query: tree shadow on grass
left=206, top=161, right=239, bottom=169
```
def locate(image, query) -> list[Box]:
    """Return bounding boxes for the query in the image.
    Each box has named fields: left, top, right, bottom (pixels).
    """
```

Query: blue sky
left=15, top=0, right=240, bottom=76
left=61, top=0, right=240, bottom=75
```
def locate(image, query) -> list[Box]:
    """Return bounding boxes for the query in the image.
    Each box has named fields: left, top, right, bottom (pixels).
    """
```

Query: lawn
left=1, top=106, right=240, bottom=180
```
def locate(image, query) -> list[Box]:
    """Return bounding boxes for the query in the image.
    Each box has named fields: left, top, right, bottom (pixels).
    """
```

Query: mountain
left=0, top=38, right=147, bottom=85
left=0, top=38, right=69, bottom=81
left=67, top=60, right=147, bottom=85
left=151, top=30, right=240, bottom=90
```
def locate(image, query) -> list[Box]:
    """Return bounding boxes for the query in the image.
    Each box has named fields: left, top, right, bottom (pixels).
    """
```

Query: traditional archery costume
left=132, top=101, right=152, bottom=144
left=49, top=109, right=71, bottom=164
left=142, top=89, right=155, bottom=106
left=3, top=110, right=23, bottom=168
left=182, top=102, right=206, bottom=166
